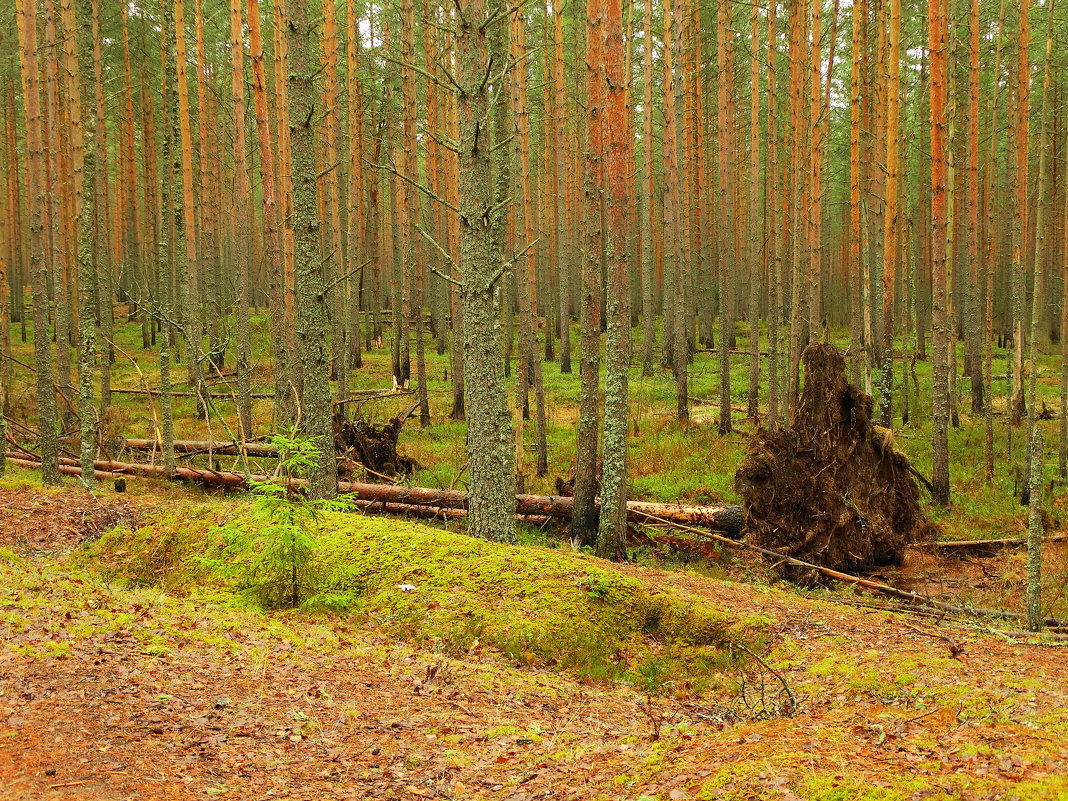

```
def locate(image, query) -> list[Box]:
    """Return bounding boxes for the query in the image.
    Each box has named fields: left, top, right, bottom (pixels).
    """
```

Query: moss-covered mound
left=88, top=504, right=765, bottom=683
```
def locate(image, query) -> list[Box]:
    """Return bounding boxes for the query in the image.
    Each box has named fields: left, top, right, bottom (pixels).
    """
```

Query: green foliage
left=204, top=431, right=354, bottom=610
left=579, top=572, right=616, bottom=599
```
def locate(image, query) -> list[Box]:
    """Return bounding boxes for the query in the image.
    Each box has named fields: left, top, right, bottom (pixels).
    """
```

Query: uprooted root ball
left=734, top=343, right=938, bottom=580
left=333, top=411, right=418, bottom=480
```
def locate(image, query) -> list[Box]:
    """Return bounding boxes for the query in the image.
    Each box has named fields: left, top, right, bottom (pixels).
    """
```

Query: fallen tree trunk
left=109, top=387, right=404, bottom=403
left=9, top=455, right=746, bottom=535
left=109, top=387, right=276, bottom=400
left=121, top=439, right=280, bottom=457
left=921, top=534, right=1068, bottom=553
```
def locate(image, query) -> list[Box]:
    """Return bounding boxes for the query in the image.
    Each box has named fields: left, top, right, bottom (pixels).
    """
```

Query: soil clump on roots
left=333, top=407, right=418, bottom=481
left=734, top=343, right=938, bottom=580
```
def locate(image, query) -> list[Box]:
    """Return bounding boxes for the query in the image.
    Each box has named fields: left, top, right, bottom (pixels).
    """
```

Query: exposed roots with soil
left=333, top=406, right=418, bottom=481
left=735, top=343, right=938, bottom=580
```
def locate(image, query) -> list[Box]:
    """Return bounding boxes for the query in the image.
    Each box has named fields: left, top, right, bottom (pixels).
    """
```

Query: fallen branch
left=109, top=388, right=275, bottom=401
left=631, top=511, right=1068, bottom=631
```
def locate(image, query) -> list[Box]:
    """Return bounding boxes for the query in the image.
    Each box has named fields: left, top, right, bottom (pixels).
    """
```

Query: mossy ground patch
left=89, top=500, right=763, bottom=685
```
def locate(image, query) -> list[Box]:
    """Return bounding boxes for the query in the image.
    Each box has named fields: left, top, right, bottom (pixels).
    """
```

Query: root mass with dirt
left=735, top=343, right=938, bottom=578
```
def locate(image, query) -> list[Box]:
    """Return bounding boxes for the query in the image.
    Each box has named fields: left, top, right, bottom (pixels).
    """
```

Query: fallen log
left=121, top=439, right=280, bottom=458
left=920, top=534, right=1068, bottom=553
left=9, top=454, right=746, bottom=536
left=109, top=387, right=276, bottom=400
left=109, top=387, right=404, bottom=402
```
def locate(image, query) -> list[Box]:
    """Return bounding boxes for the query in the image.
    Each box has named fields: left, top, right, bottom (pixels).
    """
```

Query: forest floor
left=2, top=477, right=1068, bottom=801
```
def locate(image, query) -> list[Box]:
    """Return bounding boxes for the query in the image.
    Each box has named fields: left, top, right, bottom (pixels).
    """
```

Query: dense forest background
left=0, top=0, right=1065, bottom=557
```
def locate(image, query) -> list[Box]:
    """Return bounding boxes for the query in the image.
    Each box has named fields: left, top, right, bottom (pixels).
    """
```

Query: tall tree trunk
left=174, top=0, right=207, bottom=419
left=930, top=0, right=950, bottom=506
left=639, top=0, right=656, bottom=377
left=157, top=0, right=177, bottom=477
left=93, top=0, right=112, bottom=413
left=1009, top=0, right=1030, bottom=427
left=786, top=0, right=805, bottom=412
left=966, top=0, right=982, bottom=414
left=61, top=0, right=94, bottom=486
left=983, top=0, right=1007, bottom=482
left=322, top=0, right=346, bottom=400
left=511, top=8, right=547, bottom=478
left=44, top=1, right=72, bottom=416
left=554, top=0, right=572, bottom=375
left=231, top=0, right=253, bottom=439
left=746, top=3, right=761, bottom=421
left=289, top=0, right=338, bottom=499
left=17, top=0, right=61, bottom=484
left=672, top=0, right=689, bottom=424
left=1025, top=0, right=1056, bottom=485
left=848, top=0, right=865, bottom=387
left=598, top=0, right=630, bottom=560
left=1023, top=0, right=1054, bottom=625
left=248, top=0, right=293, bottom=424
left=573, top=0, right=603, bottom=547
left=346, top=0, right=366, bottom=373
left=455, top=0, right=517, bottom=541
left=767, top=0, right=781, bottom=425
left=880, top=0, right=901, bottom=427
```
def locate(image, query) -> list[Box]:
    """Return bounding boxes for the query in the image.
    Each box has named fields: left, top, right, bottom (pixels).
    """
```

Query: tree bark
left=289, top=0, right=338, bottom=499
left=930, top=0, right=950, bottom=506
left=573, top=0, right=603, bottom=546
left=230, top=0, right=253, bottom=439
left=455, top=0, right=517, bottom=541
left=598, top=0, right=630, bottom=559
left=17, top=0, right=60, bottom=485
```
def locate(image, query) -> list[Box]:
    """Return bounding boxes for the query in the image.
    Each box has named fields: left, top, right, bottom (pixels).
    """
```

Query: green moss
left=16, top=640, right=72, bottom=659
left=83, top=507, right=232, bottom=592
left=309, top=513, right=757, bottom=677
left=91, top=503, right=762, bottom=685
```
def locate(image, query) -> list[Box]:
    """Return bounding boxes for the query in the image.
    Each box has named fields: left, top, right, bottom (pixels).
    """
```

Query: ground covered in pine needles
left=2, top=478, right=1068, bottom=801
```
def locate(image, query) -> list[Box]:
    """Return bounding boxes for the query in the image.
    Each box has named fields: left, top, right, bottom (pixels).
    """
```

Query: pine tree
left=455, top=0, right=517, bottom=541
left=880, top=0, right=901, bottom=428
left=230, top=0, right=253, bottom=439
left=289, top=0, right=338, bottom=499
left=174, top=0, right=208, bottom=420
left=17, top=0, right=61, bottom=485
left=930, top=0, right=950, bottom=506
left=573, top=0, right=604, bottom=546
left=598, top=0, right=631, bottom=559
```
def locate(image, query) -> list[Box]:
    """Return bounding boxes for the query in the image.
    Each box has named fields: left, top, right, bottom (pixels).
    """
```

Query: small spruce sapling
left=213, top=430, right=354, bottom=610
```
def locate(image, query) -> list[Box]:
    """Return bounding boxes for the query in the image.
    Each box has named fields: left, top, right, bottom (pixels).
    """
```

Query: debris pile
left=735, top=343, right=937, bottom=580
